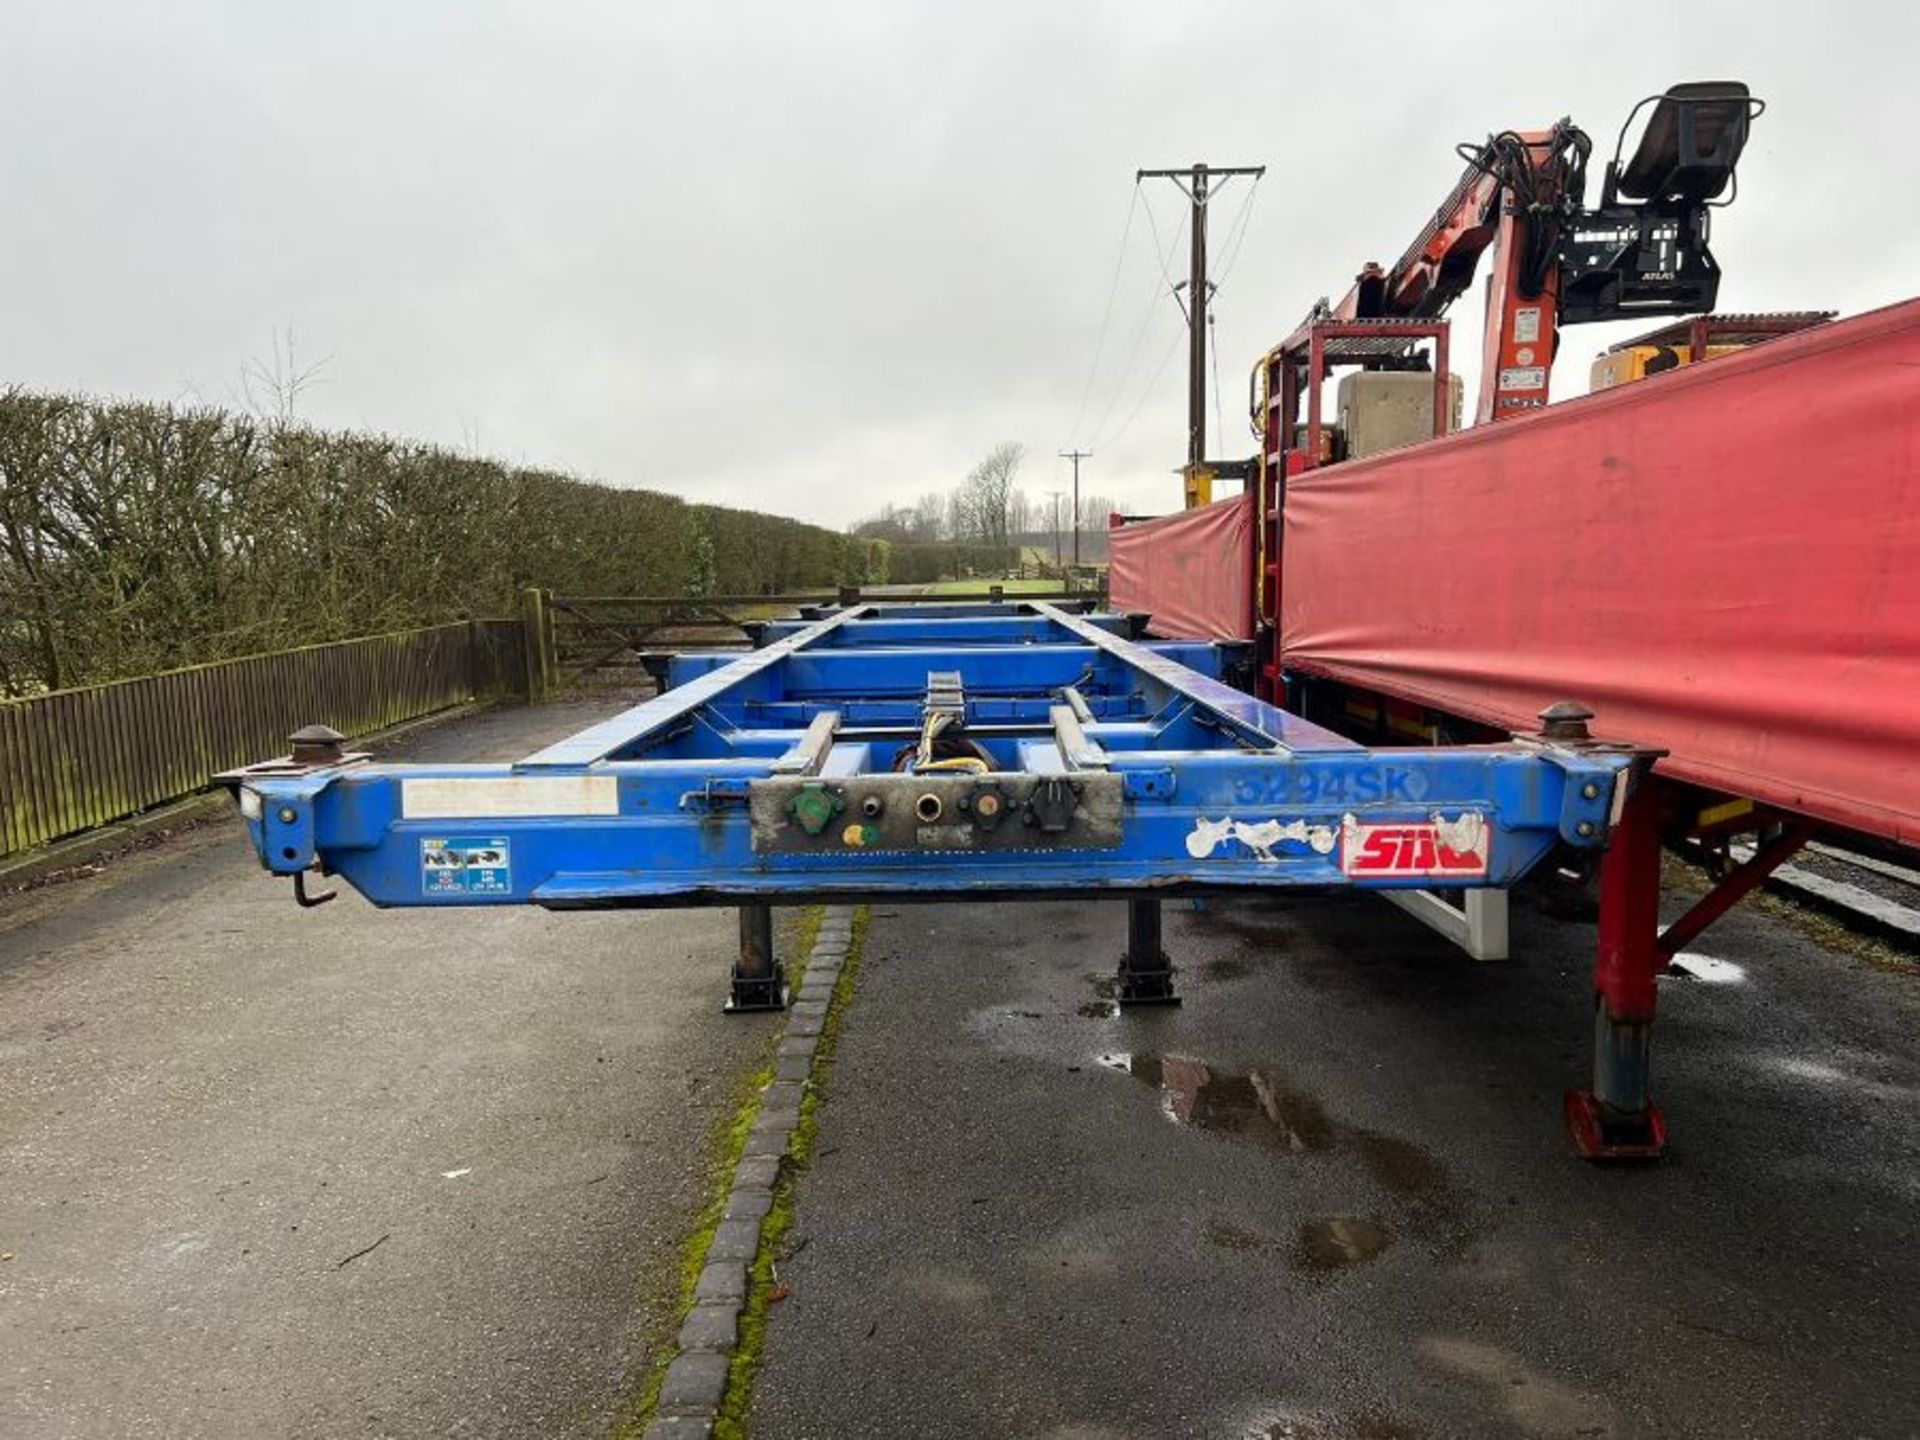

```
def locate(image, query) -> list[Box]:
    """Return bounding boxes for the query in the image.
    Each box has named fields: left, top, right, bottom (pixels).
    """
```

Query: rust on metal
left=1537, top=700, right=1597, bottom=742
left=288, top=725, right=348, bottom=766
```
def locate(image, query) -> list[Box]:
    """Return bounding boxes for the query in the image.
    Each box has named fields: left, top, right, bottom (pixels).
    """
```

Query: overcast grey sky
left=3, top=2, right=1912, bottom=529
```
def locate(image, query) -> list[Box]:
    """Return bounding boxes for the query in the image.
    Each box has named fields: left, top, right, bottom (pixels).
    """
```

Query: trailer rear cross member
left=219, top=602, right=1648, bottom=1147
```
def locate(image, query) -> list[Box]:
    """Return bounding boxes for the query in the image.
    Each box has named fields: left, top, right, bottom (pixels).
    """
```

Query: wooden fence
left=1, top=582, right=1108, bottom=860
left=0, top=620, right=526, bottom=860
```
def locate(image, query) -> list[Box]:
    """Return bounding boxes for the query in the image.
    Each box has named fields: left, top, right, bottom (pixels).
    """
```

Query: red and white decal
left=1339, top=812, right=1490, bottom=878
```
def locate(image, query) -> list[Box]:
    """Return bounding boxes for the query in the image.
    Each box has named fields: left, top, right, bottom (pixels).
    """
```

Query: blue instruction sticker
left=422, top=836, right=512, bottom=896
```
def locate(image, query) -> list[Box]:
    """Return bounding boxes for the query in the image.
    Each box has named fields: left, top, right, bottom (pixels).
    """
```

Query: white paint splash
left=441, top=1167, right=472, bottom=1180
left=1185, top=816, right=1338, bottom=862
left=1666, top=952, right=1747, bottom=985
left=1430, top=810, right=1489, bottom=860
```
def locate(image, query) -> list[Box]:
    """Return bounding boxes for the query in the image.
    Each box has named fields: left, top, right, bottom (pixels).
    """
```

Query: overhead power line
left=1068, top=169, right=1264, bottom=466
left=1136, top=162, right=1265, bottom=474
left=1212, top=174, right=1264, bottom=293
left=1083, top=187, right=1188, bottom=452
left=1065, top=188, right=1141, bottom=450
left=1091, top=317, right=1185, bottom=455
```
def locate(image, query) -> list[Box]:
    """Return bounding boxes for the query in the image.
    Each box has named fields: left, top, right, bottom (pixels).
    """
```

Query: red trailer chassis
left=1113, top=298, right=1920, bottom=1157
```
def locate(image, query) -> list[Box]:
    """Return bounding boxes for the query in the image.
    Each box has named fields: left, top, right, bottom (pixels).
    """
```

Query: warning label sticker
left=422, top=836, right=512, bottom=895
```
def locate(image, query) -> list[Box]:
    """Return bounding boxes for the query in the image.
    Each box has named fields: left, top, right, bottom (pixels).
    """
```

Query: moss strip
left=714, top=904, right=870, bottom=1438
left=617, top=1043, right=776, bottom=1437
left=617, top=903, right=867, bottom=1438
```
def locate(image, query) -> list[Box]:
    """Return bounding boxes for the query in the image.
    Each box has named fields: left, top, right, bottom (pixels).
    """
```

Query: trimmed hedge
left=0, top=390, right=875, bottom=694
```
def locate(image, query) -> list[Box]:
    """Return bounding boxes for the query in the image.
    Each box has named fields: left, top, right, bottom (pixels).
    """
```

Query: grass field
left=911, top=578, right=1080, bottom=596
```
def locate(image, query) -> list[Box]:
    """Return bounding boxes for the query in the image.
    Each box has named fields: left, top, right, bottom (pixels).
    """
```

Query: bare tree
left=910, top=491, right=947, bottom=542
left=851, top=503, right=915, bottom=542
left=1007, top=487, right=1034, bottom=540
left=229, top=326, right=333, bottom=422
left=946, top=489, right=971, bottom=545
left=1076, top=491, right=1116, bottom=537
left=960, top=441, right=1024, bottom=548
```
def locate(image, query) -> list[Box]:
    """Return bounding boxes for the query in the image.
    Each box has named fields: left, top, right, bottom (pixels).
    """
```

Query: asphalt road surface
left=754, top=885, right=1920, bottom=1439
left=7, top=701, right=1918, bottom=1439
left=0, top=701, right=781, bottom=1439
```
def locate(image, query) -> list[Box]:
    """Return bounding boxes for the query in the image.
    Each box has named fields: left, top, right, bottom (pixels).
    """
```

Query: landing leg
left=1565, top=776, right=1668, bottom=1159
left=725, top=903, right=788, bottom=1014
left=1117, top=896, right=1180, bottom=1006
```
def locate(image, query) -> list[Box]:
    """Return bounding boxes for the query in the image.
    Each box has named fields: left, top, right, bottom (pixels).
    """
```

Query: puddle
left=1097, top=1052, right=1463, bottom=1256
left=1100, top=1052, right=1334, bottom=1151
left=1205, top=1219, right=1274, bottom=1252
left=1077, top=1000, right=1118, bottom=1019
left=1667, top=952, right=1747, bottom=984
left=1353, top=1129, right=1449, bottom=1198
left=1098, top=1052, right=1454, bottom=1196
left=1297, top=1215, right=1392, bottom=1271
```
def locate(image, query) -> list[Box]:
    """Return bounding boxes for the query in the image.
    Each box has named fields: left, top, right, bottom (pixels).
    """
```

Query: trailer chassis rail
left=220, top=602, right=1645, bottom=1151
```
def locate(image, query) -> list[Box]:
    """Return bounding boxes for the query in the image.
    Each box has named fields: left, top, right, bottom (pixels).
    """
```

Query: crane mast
left=1287, top=83, right=1758, bottom=427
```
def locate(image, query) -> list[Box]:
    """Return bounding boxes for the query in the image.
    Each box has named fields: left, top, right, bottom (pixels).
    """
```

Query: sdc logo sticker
left=1339, top=812, right=1489, bottom=878
left=422, top=836, right=513, bottom=895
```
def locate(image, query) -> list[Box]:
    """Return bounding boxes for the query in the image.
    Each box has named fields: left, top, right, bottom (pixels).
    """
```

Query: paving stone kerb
left=725, top=1187, right=774, bottom=1221
left=650, top=905, right=857, bottom=1431
left=708, top=1219, right=762, bottom=1262
left=679, top=1304, right=740, bottom=1353
left=693, top=1261, right=747, bottom=1305
left=736, top=1155, right=780, bottom=1190
left=658, top=1351, right=731, bottom=1415
left=644, top=1415, right=715, bottom=1440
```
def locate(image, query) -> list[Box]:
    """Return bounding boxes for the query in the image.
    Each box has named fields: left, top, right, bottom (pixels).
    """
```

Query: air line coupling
left=788, top=783, right=844, bottom=836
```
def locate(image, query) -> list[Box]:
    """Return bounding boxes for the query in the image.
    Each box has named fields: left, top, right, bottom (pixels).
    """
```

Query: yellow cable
left=918, top=757, right=988, bottom=774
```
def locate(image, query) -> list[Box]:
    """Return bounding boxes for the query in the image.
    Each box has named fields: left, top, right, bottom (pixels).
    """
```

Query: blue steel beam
left=663, top=640, right=1225, bottom=692
left=1030, top=602, right=1354, bottom=753
left=220, top=605, right=1634, bottom=909
left=518, top=604, right=868, bottom=768
left=755, top=614, right=1132, bottom=646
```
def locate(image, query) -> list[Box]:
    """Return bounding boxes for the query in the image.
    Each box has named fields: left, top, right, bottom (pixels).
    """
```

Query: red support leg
left=1656, top=822, right=1814, bottom=960
left=1565, top=773, right=1670, bottom=1159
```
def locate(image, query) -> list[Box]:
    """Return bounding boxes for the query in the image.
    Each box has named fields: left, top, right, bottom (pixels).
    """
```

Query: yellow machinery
left=1590, top=311, right=1834, bottom=392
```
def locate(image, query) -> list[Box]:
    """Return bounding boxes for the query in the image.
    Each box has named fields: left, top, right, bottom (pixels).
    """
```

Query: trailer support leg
left=1117, top=896, right=1180, bottom=1006
left=1566, top=776, right=1667, bottom=1159
left=1660, top=821, right=1815, bottom=959
left=725, top=903, right=787, bottom=1014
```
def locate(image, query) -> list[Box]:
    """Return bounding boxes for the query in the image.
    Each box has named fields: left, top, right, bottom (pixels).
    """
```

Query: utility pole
left=1046, top=489, right=1066, bottom=570
left=1057, top=450, right=1089, bottom=567
left=1136, top=161, right=1264, bottom=505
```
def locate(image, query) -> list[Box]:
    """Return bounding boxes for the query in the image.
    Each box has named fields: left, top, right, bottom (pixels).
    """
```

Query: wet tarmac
left=0, top=701, right=777, bottom=1438
left=752, top=884, right=1920, bottom=1438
